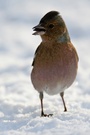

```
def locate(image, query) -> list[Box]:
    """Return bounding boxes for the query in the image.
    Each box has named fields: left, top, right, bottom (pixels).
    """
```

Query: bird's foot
left=41, top=112, right=53, bottom=117
left=64, top=108, right=67, bottom=112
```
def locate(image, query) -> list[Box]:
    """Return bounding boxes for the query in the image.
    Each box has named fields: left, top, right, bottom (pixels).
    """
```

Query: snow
left=0, top=0, right=90, bottom=134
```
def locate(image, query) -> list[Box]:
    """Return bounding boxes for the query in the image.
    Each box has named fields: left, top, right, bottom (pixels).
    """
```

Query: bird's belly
left=31, top=60, right=77, bottom=95
left=43, top=83, right=67, bottom=95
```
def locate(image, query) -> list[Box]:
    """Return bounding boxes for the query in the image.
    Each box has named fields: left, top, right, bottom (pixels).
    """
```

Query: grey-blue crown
left=40, top=11, right=59, bottom=24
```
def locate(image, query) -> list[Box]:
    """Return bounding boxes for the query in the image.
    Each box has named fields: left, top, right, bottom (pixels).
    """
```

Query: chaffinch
left=31, top=11, right=79, bottom=117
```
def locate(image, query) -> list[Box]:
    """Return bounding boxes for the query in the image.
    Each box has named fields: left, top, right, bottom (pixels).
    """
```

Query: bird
left=31, top=11, right=79, bottom=117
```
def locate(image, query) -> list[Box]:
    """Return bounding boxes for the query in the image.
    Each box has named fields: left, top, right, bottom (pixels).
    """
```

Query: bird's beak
left=32, top=24, right=46, bottom=35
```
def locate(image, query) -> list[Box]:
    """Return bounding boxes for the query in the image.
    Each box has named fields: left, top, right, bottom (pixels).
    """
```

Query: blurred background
left=0, top=0, right=90, bottom=133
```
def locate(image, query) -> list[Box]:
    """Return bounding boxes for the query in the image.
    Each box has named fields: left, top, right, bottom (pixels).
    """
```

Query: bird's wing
left=32, top=45, right=41, bottom=66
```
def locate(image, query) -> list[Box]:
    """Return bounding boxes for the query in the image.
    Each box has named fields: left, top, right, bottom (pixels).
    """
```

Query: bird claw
left=64, top=107, right=67, bottom=112
left=41, top=113, right=53, bottom=117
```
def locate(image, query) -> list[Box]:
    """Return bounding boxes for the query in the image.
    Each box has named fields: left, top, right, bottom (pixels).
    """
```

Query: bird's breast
left=31, top=42, right=78, bottom=95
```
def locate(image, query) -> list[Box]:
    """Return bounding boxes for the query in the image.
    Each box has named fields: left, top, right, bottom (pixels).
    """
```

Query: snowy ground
left=0, top=0, right=90, bottom=135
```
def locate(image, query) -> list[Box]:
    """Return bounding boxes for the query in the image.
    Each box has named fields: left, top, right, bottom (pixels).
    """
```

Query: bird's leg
left=39, top=92, right=53, bottom=117
left=39, top=92, right=45, bottom=116
left=60, top=92, right=67, bottom=112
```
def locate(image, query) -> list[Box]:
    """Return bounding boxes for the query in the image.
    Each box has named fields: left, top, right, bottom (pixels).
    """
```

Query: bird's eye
left=48, top=24, right=54, bottom=29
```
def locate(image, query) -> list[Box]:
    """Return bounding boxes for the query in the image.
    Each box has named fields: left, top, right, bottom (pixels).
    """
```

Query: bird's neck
left=41, top=30, right=70, bottom=43
left=57, top=30, right=70, bottom=43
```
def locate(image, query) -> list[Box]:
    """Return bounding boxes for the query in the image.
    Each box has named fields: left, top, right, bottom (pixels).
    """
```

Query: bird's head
left=33, top=11, right=70, bottom=42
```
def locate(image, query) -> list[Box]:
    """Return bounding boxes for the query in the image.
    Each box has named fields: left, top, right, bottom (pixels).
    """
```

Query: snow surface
left=0, top=0, right=90, bottom=135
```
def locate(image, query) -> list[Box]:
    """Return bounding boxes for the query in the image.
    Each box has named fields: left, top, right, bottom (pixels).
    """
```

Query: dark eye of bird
left=48, top=24, right=54, bottom=29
